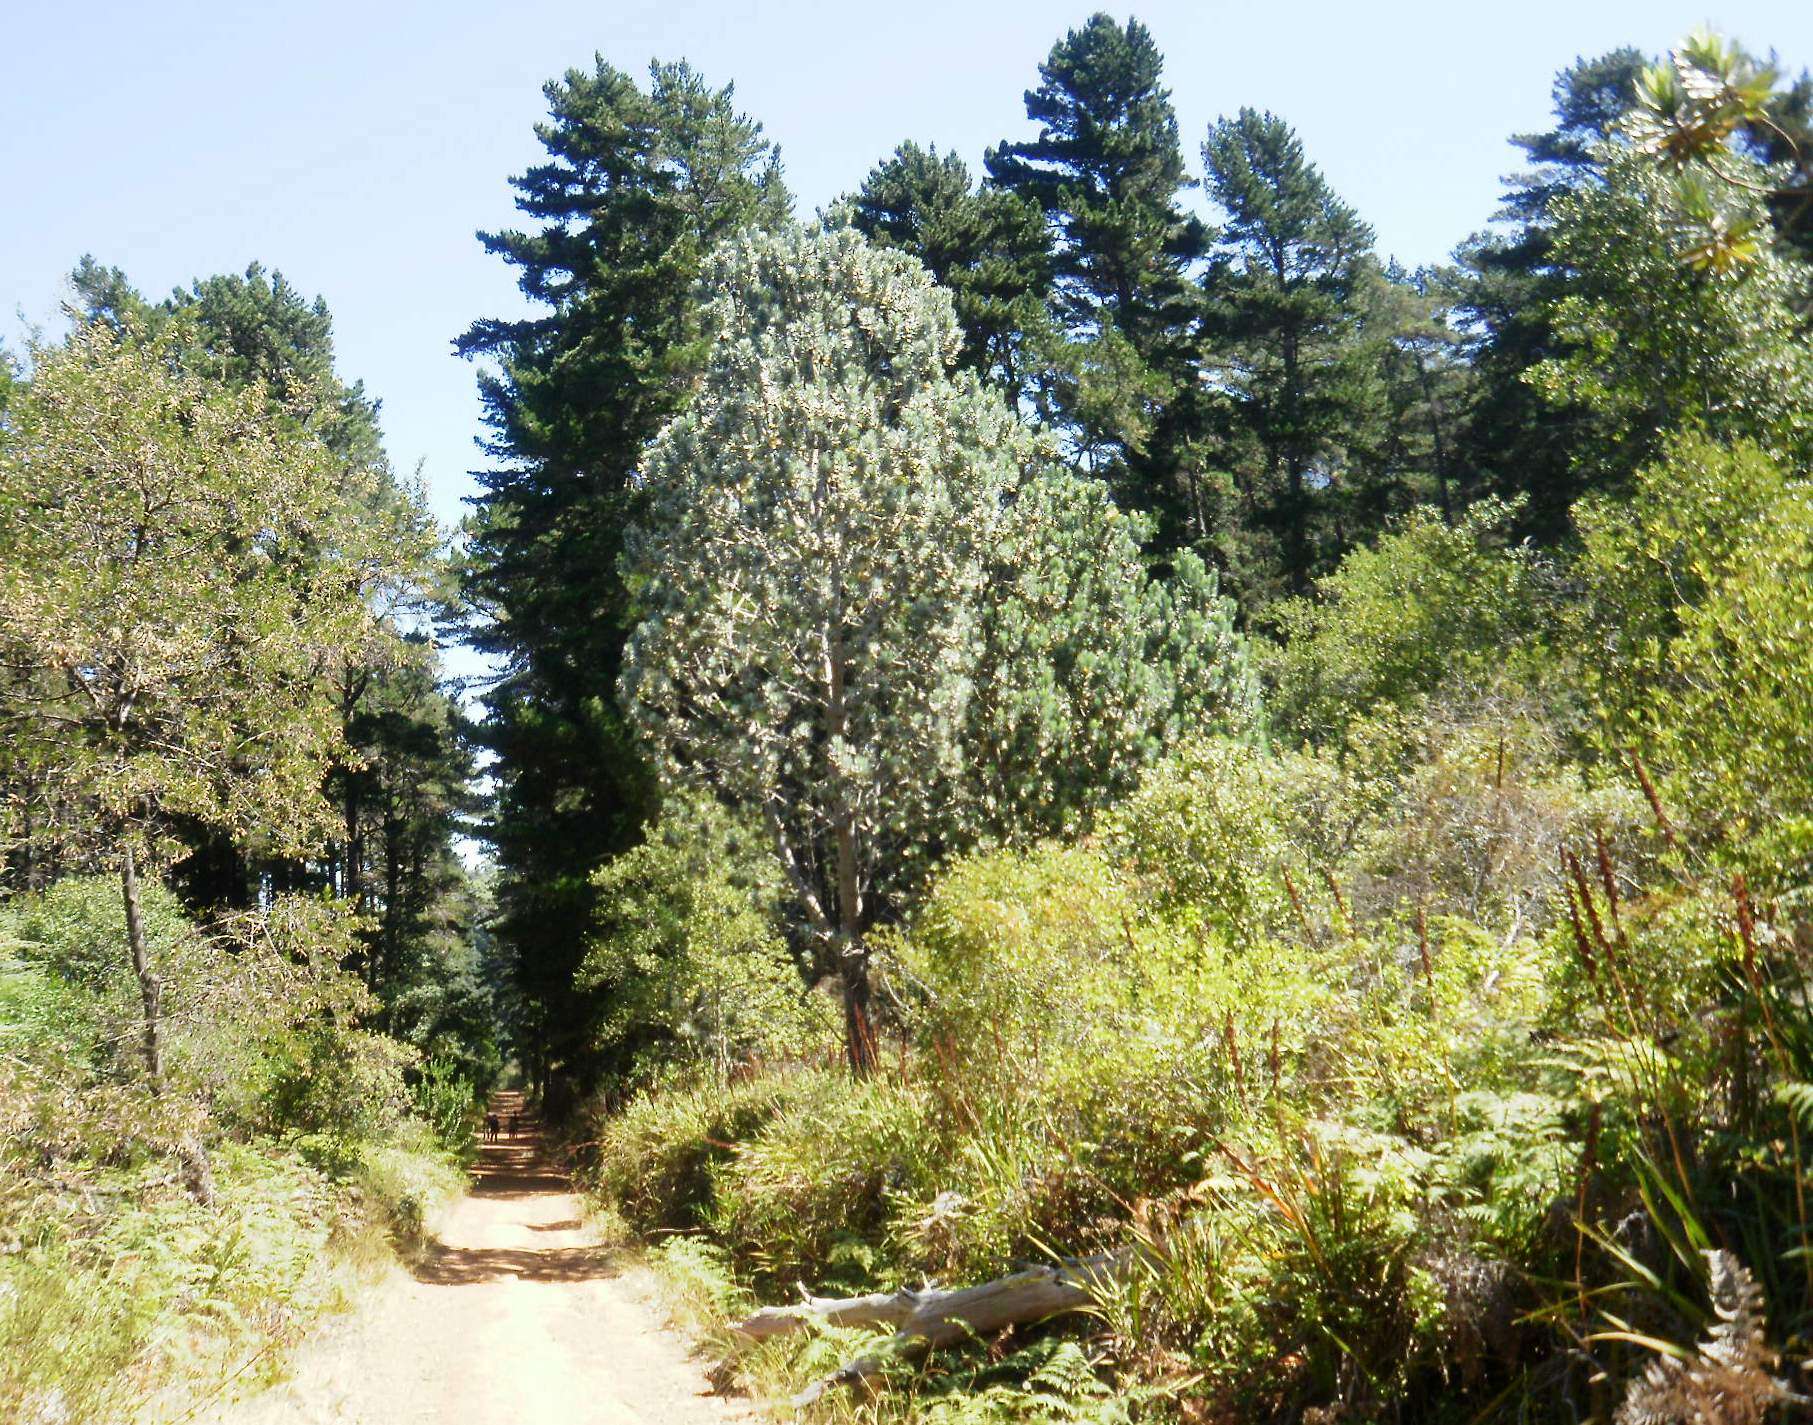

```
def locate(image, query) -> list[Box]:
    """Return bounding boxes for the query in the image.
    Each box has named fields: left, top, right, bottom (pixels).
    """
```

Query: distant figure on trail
left=509, top=1112, right=519, bottom=1137
left=485, top=1112, right=499, bottom=1142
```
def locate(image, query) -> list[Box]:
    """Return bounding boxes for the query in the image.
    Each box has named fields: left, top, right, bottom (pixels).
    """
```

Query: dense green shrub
left=891, top=842, right=1154, bottom=1089
left=0, top=872, right=463, bottom=1422
left=1108, top=737, right=1294, bottom=941
left=410, top=1055, right=482, bottom=1159
left=1577, top=434, right=1813, bottom=880
left=1267, top=501, right=1548, bottom=745
left=261, top=1024, right=414, bottom=1153
left=708, top=1074, right=938, bottom=1290
left=590, top=1070, right=826, bottom=1235
left=582, top=798, right=840, bottom=1090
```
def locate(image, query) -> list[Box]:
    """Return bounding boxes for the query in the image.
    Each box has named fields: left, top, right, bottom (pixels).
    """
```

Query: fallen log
left=732, top=1249, right=1131, bottom=1402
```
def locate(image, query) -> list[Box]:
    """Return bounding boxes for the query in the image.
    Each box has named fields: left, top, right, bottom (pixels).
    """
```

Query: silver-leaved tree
left=623, top=226, right=1255, bottom=1073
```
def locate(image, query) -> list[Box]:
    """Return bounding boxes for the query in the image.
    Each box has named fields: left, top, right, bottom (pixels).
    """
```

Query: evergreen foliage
left=849, top=143, right=1055, bottom=405
left=456, top=57, right=790, bottom=1102
left=1201, top=108, right=1385, bottom=599
left=622, top=226, right=1253, bottom=1072
left=579, top=797, right=835, bottom=1092
left=569, top=25, right=1813, bottom=1425
left=985, top=13, right=1209, bottom=550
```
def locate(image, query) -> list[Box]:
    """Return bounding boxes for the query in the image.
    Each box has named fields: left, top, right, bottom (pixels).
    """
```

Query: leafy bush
left=410, top=1055, right=481, bottom=1159
left=1577, top=434, right=1813, bottom=880
left=1109, top=737, right=1293, bottom=941
left=590, top=1070, right=826, bottom=1235
left=260, top=1024, right=414, bottom=1154
left=582, top=798, right=839, bottom=1090
left=891, top=842, right=1153, bottom=1091
left=0, top=871, right=462, bottom=1422
left=707, top=1073, right=938, bottom=1290
left=1268, top=501, right=1547, bottom=745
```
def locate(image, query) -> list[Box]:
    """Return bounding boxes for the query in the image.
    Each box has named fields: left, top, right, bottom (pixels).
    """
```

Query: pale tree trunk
left=733, top=1250, right=1133, bottom=1402
left=120, top=843, right=164, bottom=1094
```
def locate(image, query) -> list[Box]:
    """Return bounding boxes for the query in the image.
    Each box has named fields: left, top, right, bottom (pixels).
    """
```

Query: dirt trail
left=218, top=1091, right=741, bottom=1425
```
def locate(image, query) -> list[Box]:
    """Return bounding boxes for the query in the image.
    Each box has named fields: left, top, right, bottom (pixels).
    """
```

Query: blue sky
left=6, top=0, right=1812, bottom=534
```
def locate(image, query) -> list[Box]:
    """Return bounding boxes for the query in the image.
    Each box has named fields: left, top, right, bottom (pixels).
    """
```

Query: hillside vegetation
left=521, top=26, right=1813, bottom=1425
left=6, top=13, right=1813, bottom=1425
left=0, top=271, right=495, bottom=1421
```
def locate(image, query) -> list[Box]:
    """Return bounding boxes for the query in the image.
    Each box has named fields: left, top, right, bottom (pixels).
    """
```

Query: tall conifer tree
left=985, top=13, right=1207, bottom=552
left=850, top=143, right=1055, bottom=411
left=1201, top=109, right=1382, bottom=602
left=457, top=59, right=790, bottom=1103
left=1454, top=50, right=1647, bottom=541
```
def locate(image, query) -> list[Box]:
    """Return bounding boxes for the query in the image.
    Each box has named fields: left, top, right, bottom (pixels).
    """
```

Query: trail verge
left=211, top=1091, right=742, bottom=1425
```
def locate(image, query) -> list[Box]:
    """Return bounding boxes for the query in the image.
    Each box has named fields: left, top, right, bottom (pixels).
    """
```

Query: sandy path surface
left=218, top=1093, right=742, bottom=1425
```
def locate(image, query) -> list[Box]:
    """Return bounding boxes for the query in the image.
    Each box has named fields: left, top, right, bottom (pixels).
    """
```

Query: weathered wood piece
left=731, top=1250, right=1130, bottom=1402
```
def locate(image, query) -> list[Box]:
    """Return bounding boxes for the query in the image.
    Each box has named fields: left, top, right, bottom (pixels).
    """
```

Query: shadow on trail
left=467, top=1090, right=563, bottom=1197
left=413, top=1243, right=617, bottom=1286
left=410, top=1090, right=619, bottom=1287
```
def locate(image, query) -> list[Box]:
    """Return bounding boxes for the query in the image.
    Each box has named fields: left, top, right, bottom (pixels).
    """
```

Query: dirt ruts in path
left=214, top=1091, right=742, bottom=1425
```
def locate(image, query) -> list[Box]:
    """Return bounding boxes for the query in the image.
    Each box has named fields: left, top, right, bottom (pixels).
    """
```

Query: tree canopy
left=622, top=226, right=1254, bottom=1071
left=456, top=57, right=791, bottom=1100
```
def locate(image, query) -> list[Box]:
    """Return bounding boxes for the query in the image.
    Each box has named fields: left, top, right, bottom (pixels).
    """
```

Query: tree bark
left=835, top=811, right=875, bottom=1076
left=120, top=844, right=165, bottom=1094
left=732, top=1250, right=1131, bottom=1402
left=824, top=596, right=875, bottom=1076
left=177, top=1135, right=217, bottom=1208
left=841, top=935, right=877, bottom=1078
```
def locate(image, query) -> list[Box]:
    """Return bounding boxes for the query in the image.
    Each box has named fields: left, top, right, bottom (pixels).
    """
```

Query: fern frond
left=1613, top=1250, right=1786, bottom=1425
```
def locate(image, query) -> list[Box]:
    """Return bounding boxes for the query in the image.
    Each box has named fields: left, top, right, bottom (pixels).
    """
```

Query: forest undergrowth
left=578, top=435, right=1813, bottom=1425
left=0, top=881, right=475, bottom=1424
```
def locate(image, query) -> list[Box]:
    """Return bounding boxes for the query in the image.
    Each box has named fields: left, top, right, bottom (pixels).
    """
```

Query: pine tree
left=985, top=13, right=1208, bottom=551
left=849, top=142, right=1055, bottom=409
left=71, top=257, right=386, bottom=468
left=1454, top=50, right=1646, bottom=541
left=457, top=58, right=789, bottom=1104
left=1366, top=263, right=1473, bottom=527
left=1201, top=108, right=1382, bottom=603
left=622, top=227, right=1254, bottom=1074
